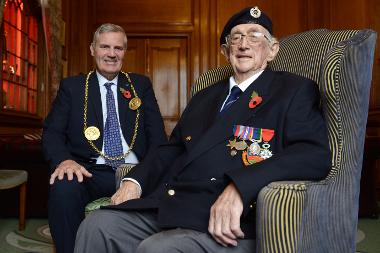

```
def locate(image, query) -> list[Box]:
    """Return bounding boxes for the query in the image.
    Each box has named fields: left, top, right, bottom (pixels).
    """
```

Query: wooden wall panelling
left=306, top=0, right=331, bottom=29
left=65, top=0, right=92, bottom=76
left=147, top=38, right=188, bottom=135
left=198, top=0, right=217, bottom=75
left=124, top=38, right=147, bottom=75
left=94, top=0, right=193, bottom=30
left=368, top=0, right=380, bottom=110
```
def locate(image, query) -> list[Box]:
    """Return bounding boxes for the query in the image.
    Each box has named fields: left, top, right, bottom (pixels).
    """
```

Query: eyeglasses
left=226, top=32, right=271, bottom=46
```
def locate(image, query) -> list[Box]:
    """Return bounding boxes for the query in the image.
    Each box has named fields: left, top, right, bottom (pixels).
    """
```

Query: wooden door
left=124, top=37, right=188, bottom=136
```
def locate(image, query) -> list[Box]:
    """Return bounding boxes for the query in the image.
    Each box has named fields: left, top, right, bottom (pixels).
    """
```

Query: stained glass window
left=2, top=0, right=38, bottom=114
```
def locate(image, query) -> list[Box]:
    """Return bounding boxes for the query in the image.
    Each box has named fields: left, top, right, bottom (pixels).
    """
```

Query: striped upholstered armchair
left=192, top=29, right=377, bottom=253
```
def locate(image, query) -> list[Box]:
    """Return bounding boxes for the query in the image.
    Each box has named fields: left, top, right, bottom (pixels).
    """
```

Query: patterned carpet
left=0, top=218, right=379, bottom=253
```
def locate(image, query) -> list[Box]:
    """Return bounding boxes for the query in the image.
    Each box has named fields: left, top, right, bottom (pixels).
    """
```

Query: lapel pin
left=249, top=91, right=262, bottom=109
left=120, top=87, right=131, bottom=99
left=185, top=136, right=192, bottom=141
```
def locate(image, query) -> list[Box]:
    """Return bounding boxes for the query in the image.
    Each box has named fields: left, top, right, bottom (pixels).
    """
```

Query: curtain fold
left=0, top=0, right=5, bottom=28
left=40, top=0, right=62, bottom=104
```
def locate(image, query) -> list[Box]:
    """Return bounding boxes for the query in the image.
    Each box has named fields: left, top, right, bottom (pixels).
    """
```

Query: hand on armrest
left=111, top=180, right=141, bottom=205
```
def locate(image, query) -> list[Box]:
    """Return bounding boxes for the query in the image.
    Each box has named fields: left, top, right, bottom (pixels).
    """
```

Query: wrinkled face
left=223, top=24, right=278, bottom=82
left=90, top=31, right=126, bottom=80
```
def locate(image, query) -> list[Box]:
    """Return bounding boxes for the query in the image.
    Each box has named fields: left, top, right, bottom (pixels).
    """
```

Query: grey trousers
left=74, top=209, right=255, bottom=253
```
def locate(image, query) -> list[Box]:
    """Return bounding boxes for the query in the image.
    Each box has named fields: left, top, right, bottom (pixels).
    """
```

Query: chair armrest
left=256, top=181, right=308, bottom=253
left=115, top=163, right=136, bottom=190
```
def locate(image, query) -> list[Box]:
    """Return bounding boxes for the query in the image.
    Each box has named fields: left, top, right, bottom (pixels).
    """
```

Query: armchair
left=191, top=29, right=377, bottom=253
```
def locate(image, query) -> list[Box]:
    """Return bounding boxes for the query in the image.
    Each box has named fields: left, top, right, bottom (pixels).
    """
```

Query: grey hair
left=92, top=23, right=128, bottom=49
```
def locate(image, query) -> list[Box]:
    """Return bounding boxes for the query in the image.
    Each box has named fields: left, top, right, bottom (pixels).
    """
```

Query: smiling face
left=222, top=23, right=279, bottom=83
left=90, top=31, right=126, bottom=80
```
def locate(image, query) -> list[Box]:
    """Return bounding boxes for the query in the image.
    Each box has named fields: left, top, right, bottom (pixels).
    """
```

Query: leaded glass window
left=2, top=0, right=38, bottom=114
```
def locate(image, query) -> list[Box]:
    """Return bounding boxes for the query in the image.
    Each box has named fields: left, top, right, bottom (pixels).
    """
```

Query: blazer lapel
left=203, top=80, right=230, bottom=131
left=88, top=73, right=104, bottom=148
left=117, top=73, right=134, bottom=144
left=183, top=69, right=275, bottom=167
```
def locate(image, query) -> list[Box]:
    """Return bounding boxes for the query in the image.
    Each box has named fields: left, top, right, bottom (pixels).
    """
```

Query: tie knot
left=230, top=86, right=242, bottom=99
left=104, top=82, right=114, bottom=90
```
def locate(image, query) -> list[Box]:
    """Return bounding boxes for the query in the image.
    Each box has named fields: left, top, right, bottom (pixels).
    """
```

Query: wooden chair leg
left=19, top=182, right=27, bottom=230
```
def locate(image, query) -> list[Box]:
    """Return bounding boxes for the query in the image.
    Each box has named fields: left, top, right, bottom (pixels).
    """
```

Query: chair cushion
left=85, top=163, right=136, bottom=215
left=0, top=170, right=28, bottom=190
left=85, top=197, right=111, bottom=216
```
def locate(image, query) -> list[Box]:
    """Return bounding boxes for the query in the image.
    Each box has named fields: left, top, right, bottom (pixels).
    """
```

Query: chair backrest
left=191, top=29, right=377, bottom=181
left=191, top=29, right=377, bottom=253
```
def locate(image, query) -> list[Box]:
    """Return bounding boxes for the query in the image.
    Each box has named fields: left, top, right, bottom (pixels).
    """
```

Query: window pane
left=2, top=0, right=39, bottom=114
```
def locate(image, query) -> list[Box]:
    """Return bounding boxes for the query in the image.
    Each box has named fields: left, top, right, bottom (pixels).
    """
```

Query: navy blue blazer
left=107, top=69, right=331, bottom=238
left=42, top=72, right=167, bottom=171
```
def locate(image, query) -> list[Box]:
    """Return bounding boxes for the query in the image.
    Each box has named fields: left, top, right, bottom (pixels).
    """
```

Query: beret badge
left=250, top=6, right=261, bottom=18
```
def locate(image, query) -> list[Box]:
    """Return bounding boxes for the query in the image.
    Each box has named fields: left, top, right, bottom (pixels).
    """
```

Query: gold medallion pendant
left=84, top=126, right=100, bottom=141
left=129, top=97, right=142, bottom=110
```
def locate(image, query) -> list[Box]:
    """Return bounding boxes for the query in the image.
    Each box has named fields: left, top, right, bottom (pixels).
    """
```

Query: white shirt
left=220, top=70, right=264, bottom=111
left=95, top=71, right=139, bottom=165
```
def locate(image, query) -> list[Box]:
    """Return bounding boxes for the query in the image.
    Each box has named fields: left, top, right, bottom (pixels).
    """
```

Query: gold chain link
left=83, top=71, right=140, bottom=161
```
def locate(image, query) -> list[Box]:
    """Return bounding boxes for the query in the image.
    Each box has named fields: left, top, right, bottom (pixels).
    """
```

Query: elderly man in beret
left=74, top=6, right=331, bottom=253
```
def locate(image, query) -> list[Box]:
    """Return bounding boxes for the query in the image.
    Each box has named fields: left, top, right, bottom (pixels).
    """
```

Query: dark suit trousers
left=48, top=165, right=116, bottom=253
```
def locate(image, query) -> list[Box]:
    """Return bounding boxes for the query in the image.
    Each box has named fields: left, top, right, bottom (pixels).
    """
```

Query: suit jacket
left=42, top=72, right=167, bottom=171
left=108, top=69, right=331, bottom=238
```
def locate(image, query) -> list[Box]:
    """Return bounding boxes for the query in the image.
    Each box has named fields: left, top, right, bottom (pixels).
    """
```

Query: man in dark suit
left=74, top=7, right=331, bottom=253
left=42, top=23, right=167, bottom=253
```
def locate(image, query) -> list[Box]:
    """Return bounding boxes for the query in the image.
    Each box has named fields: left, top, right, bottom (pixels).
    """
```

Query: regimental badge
left=250, top=6, right=261, bottom=18
left=228, top=124, right=275, bottom=165
left=129, top=97, right=142, bottom=110
left=84, top=126, right=100, bottom=141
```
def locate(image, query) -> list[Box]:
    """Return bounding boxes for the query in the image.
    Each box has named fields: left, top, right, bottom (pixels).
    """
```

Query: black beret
left=220, top=6, right=273, bottom=45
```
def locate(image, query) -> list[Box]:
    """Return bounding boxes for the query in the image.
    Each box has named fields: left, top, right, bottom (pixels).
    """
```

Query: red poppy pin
left=249, top=91, right=262, bottom=109
left=120, top=87, right=131, bottom=99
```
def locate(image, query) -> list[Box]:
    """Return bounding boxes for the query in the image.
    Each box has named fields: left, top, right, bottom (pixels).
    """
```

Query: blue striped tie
left=220, top=86, right=242, bottom=113
left=103, top=82, right=124, bottom=168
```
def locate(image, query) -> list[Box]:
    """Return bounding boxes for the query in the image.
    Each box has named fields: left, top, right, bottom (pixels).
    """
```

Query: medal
left=248, top=142, right=261, bottom=155
left=235, top=140, right=248, bottom=150
left=84, top=126, right=100, bottom=141
left=260, top=129, right=275, bottom=159
left=259, top=148, right=273, bottom=159
left=129, top=97, right=142, bottom=110
left=227, top=138, right=247, bottom=150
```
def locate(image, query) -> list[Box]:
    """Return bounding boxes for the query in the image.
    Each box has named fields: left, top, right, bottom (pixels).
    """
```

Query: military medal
left=248, top=142, right=261, bottom=155
left=129, top=97, right=142, bottom=110
left=84, top=126, right=100, bottom=141
left=227, top=138, right=247, bottom=150
left=228, top=124, right=275, bottom=165
left=259, top=129, right=275, bottom=159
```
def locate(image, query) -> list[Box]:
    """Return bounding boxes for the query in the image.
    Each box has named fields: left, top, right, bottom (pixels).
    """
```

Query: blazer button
left=168, top=189, right=175, bottom=196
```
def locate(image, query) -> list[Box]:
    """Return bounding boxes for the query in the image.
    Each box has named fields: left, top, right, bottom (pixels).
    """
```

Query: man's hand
left=49, top=159, right=92, bottom=185
left=208, top=183, right=245, bottom=247
left=111, top=181, right=141, bottom=205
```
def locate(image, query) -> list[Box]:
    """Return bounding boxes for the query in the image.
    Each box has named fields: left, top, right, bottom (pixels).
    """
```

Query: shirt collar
left=228, top=70, right=264, bottom=92
left=96, top=71, right=118, bottom=87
